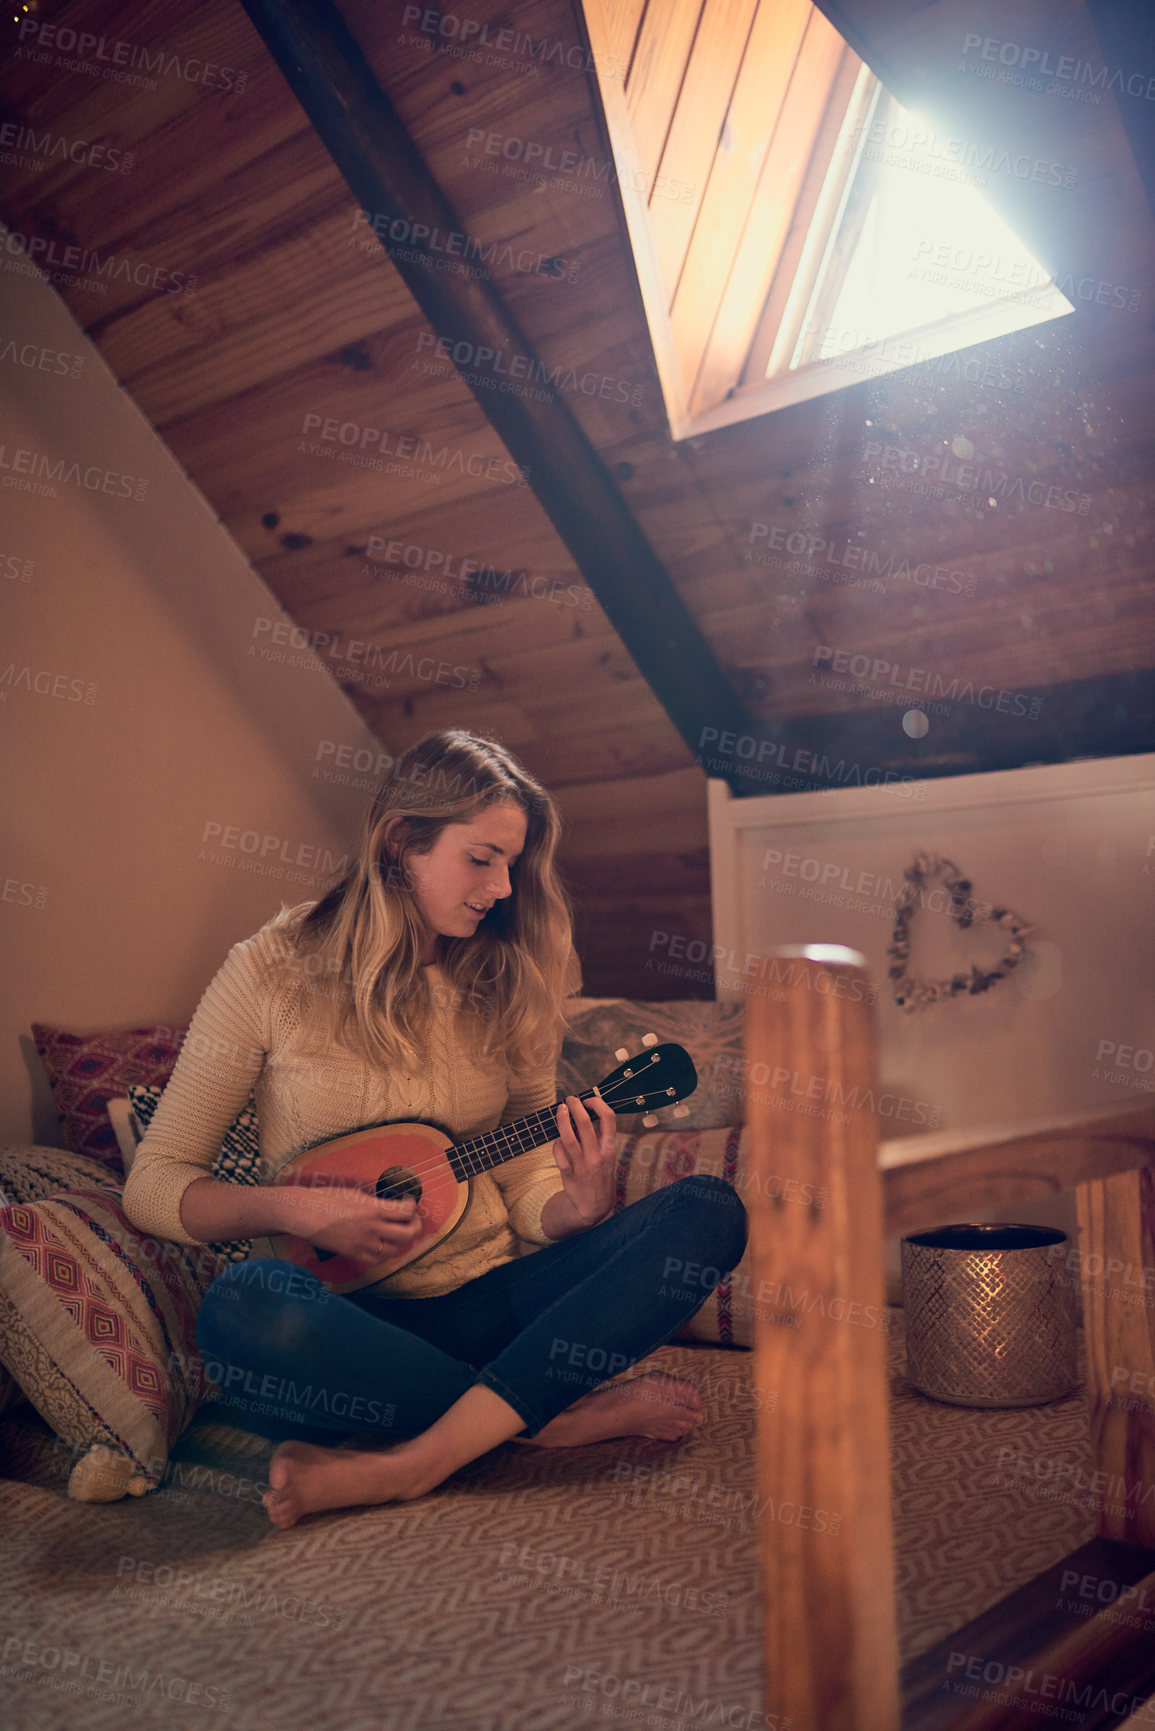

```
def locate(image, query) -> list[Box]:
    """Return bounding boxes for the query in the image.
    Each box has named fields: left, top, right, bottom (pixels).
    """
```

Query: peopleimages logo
left=849, top=114, right=1077, bottom=188
left=414, top=330, right=645, bottom=406
left=0, top=442, right=148, bottom=502
left=0, top=338, right=84, bottom=380
left=801, top=319, right=1028, bottom=393
left=464, top=126, right=695, bottom=205
left=14, top=18, right=248, bottom=92
left=0, top=121, right=134, bottom=174
left=352, top=209, right=579, bottom=283
left=300, top=411, right=529, bottom=486
left=0, top=665, right=97, bottom=705
left=813, top=645, right=1043, bottom=718
left=401, top=5, right=628, bottom=79
left=747, top=522, right=978, bottom=595
left=0, top=223, right=197, bottom=296
left=247, top=617, right=481, bottom=694
left=364, top=535, right=592, bottom=609
left=861, top=437, right=1093, bottom=513
left=0, top=1635, right=233, bottom=1712
left=696, top=726, right=925, bottom=799
left=961, top=32, right=1155, bottom=103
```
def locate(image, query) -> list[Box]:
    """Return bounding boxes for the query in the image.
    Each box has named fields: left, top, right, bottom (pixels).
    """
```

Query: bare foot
left=262, top=1438, right=434, bottom=1530
left=518, top=1370, right=703, bottom=1449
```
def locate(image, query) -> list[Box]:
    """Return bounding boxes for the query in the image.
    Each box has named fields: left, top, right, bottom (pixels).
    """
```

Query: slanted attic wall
left=0, top=266, right=390, bottom=1146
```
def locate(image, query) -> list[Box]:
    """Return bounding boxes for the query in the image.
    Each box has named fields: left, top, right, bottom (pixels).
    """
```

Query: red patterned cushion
left=31, top=1023, right=187, bottom=1174
left=0, top=1186, right=224, bottom=1491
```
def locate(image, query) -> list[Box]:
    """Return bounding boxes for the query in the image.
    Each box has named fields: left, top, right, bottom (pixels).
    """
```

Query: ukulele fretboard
left=445, top=1088, right=599, bottom=1180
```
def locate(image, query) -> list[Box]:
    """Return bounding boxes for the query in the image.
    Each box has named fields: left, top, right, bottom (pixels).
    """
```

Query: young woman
left=122, top=730, right=746, bottom=1529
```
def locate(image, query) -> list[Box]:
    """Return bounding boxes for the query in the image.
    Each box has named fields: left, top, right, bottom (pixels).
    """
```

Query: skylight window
left=582, top=1, right=1074, bottom=439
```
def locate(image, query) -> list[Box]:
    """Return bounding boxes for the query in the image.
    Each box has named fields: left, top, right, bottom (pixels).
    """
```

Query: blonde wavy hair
left=270, top=730, right=573, bottom=1073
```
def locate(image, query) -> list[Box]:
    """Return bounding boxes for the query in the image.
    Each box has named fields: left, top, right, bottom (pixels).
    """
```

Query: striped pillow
left=128, top=1084, right=259, bottom=1263
left=0, top=1185, right=225, bottom=1499
left=614, top=1126, right=761, bottom=1347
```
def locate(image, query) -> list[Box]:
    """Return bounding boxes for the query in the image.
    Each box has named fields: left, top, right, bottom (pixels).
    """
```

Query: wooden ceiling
left=3, top=0, right=1153, bottom=993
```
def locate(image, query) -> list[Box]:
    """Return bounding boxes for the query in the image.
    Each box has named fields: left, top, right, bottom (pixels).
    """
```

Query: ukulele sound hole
left=376, top=1165, right=424, bottom=1206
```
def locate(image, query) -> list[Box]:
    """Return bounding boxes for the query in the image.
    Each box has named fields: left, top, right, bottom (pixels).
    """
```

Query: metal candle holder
left=901, top=1223, right=1079, bottom=1408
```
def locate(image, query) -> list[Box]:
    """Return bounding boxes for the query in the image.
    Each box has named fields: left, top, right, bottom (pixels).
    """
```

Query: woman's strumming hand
left=549, top=1093, right=618, bottom=1228
left=278, top=1185, right=424, bottom=1264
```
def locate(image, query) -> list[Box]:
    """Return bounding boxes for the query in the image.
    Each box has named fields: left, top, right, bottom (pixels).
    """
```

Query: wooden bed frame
left=747, top=945, right=1155, bottom=1730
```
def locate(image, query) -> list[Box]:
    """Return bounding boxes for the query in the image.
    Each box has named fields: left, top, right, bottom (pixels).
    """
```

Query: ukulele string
left=391, top=1089, right=602, bottom=1187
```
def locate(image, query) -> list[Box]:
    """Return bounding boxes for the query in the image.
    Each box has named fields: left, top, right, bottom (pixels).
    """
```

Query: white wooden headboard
left=708, top=753, right=1155, bottom=1139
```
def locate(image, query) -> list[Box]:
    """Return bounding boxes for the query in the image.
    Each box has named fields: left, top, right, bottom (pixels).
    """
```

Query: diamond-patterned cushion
left=31, top=1023, right=187, bottom=1175
left=128, top=1085, right=258, bottom=1263
left=0, top=1182, right=225, bottom=1496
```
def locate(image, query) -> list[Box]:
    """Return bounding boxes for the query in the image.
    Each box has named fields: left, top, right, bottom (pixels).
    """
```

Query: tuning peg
left=672, top=1104, right=690, bottom=1119
left=641, top=1032, right=658, bottom=1047
left=641, top=1113, right=659, bottom=1128
left=615, top=1047, right=630, bottom=1062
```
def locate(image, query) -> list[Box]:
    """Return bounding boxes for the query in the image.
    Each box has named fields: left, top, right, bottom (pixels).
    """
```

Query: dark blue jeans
left=194, top=1173, right=747, bottom=1442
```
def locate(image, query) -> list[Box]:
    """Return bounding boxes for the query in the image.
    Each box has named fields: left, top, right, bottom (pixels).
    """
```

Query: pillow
left=614, top=1124, right=772, bottom=1348
left=0, top=1185, right=226, bottom=1499
left=560, top=999, right=745, bottom=1134
left=105, top=1097, right=142, bottom=1172
left=128, top=1085, right=259, bottom=1263
left=31, top=1022, right=187, bottom=1175
left=0, top=1144, right=138, bottom=1436
left=0, top=1143, right=124, bottom=1207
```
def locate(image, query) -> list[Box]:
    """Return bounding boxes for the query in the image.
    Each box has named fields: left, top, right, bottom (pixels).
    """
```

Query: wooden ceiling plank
left=158, top=334, right=501, bottom=488
left=732, top=42, right=862, bottom=389
left=555, top=762, right=709, bottom=839
left=3, top=127, right=344, bottom=333
left=282, top=575, right=615, bottom=662
left=563, top=849, right=711, bottom=896
left=2, top=0, right=254, bottom=117
left=254, top=502, right=578, bottom=607
left=353, top=710, right=693, bottom=792
left=97, top=206, right=413, bottom=396
left=603, top=0, right=649, bottom=75
left=671, top=4, right=846, bottom=409
left=623, top=0, right=705, bottom=187
left=646, top=0, right=759, bottom=301
left=2, top=6, right=300, bottom=240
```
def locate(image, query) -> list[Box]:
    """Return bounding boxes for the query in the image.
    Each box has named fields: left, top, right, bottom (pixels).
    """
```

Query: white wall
left=708, top=756, right=1155, bottom=1273
left=0, top=262, right=393, bottom=1146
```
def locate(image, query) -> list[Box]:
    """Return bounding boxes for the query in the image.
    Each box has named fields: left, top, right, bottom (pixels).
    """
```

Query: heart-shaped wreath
left=887, top=851, right=1031, bottom=1012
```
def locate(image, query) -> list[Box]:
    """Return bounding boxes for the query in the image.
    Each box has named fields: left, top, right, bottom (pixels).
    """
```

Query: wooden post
left=746, top=945, right=899, bottom=1731
left=1076, top=1166, right=1155, bottom=1545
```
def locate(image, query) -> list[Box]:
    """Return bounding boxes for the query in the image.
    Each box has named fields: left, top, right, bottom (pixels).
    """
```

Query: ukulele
left=263, top=1038, right=697, bottom=1293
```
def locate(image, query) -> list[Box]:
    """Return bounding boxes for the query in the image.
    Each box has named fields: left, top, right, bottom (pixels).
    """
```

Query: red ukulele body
left=261, top=1040, right=697, bottom=1293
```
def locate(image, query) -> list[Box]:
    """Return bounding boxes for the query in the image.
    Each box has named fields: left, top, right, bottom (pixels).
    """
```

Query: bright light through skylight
left=791, top=95, right=1073, bottom=370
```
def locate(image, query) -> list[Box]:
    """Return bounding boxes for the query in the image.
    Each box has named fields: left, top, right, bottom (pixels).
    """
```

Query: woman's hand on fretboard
left=542, top=1093, right=618, bottom=1237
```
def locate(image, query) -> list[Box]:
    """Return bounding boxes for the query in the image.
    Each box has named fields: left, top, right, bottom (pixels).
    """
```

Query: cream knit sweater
left=121, top=917, right=579, bottom=1298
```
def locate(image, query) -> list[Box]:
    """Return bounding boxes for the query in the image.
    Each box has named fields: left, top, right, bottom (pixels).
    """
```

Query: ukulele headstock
left=597, top=1037, right=698, bottom=1127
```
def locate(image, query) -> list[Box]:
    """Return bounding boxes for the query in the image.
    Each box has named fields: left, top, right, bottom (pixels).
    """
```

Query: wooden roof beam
left=237, top=0, right=754, bottom=787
